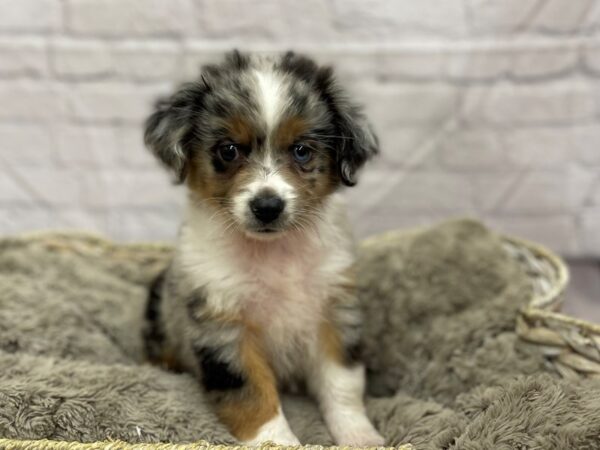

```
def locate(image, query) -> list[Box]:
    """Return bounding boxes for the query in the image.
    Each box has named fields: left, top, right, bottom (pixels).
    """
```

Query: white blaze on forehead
left=254, top=68, right=286, bottom=130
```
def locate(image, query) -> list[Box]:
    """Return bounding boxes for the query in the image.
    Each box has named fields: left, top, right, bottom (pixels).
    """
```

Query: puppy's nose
left=250, top=194, right=285, bottom=224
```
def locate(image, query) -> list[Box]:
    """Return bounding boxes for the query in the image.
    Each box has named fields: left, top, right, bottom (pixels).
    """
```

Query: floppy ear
left=315, top=67, right=379, bottom=187
left=144, top=82, right=206, bottom=182
left=334, top=101, right=379, bottom=187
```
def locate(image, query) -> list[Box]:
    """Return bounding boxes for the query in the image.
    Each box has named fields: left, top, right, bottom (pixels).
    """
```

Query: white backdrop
left=1, top=0, right=599, bottom=257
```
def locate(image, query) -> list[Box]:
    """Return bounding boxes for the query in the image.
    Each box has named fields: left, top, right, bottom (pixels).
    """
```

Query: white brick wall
left=0, top=0, right=599, bottom=257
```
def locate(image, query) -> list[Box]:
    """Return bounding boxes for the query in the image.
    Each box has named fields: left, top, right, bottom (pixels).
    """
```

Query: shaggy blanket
left=0, top=219, right=599, bottom=449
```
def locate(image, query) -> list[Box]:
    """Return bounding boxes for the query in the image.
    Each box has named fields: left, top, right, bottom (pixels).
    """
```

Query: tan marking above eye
left=224, top=116, right=254, bottom=147
left=273, top=116, right=309, bottom=151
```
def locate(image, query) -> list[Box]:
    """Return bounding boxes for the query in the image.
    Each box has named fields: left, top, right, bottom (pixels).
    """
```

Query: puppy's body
left=144, top=52, right=383, bottom=446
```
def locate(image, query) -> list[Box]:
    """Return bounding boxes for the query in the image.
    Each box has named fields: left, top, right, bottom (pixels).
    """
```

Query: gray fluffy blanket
left=1, top=220, right=599, bottom=449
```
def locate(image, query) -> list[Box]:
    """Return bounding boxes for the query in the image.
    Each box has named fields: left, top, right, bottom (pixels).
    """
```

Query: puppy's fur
left=143, top=51, right=383, bottom=446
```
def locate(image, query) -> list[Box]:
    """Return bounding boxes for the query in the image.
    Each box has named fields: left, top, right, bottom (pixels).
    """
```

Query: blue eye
left=291, top=144, right=312, bottom=164
left=218, top=144, right=239, bottom=162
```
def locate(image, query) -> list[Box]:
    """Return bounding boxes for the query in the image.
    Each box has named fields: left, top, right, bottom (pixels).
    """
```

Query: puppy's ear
left=144, top=82, right=206, bottom=182
left=315, top=67, right=379, bottom=187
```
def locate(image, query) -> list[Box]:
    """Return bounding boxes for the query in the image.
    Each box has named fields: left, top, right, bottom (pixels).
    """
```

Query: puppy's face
left=145, top=52, right=378, bottom=239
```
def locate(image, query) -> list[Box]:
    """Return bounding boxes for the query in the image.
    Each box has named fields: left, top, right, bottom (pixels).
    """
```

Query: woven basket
left=505, top=236, right=600, bottom=380
left=361, top=228, right=599, bottom=381
left=0, top=229, right=596, bottom=449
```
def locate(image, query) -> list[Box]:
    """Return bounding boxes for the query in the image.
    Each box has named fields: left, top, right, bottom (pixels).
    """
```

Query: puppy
left=143, top=51, right=383, bottom=446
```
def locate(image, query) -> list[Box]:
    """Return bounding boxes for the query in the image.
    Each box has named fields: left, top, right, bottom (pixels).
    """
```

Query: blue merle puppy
left=143, top=51, right=383, bottom=446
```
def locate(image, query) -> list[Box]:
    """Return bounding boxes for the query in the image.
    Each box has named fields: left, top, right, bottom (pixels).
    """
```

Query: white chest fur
left=177, top=195, right=355, bottom=376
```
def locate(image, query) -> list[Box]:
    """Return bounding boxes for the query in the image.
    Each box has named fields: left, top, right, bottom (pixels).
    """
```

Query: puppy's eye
left=291, top=144, right=312, bottom=164
left=218, top=144, right=239, bottom=162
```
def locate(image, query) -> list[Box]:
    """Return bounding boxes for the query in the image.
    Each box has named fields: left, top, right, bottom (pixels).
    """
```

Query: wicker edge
left=503, top=235, right=600, bottom=379
left=0, top=440, right=410, bottom=450
left=0, top=439, right=414, bottom=450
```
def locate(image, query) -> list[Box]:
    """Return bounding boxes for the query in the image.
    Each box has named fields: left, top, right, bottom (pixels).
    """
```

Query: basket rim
left=7, top=228, right=173, bottom=253
left=0, top=226, right=593, bottom=444
left=0, top=438, right=409, bottom=450
left=6, top=228, right=584, bottom=326
left=501, top=234, right=570, bottom=309
left=3, top=227, right=576, bottom=311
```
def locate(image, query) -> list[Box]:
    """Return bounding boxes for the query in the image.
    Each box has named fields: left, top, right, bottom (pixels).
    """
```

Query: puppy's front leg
left=199, top=324, right=299, bottom=445
left=310, top=322, right=385, bottom=446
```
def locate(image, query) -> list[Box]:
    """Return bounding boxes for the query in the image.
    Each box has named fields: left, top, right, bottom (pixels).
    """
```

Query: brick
left=332, top=0, right=467, bottom=39
left=14, top=167, right=91, bottom=206
left=499, top=171, right=575, bottom=214
left=54, top=125, right=119, bottom=168
left=0, top=124, right=56, bottom=166
left=356, top=82, right=459, bottom=127
left=460, top=81, right=598, bottom=125
left=347, top=207, right=447, bottom=240
left=0, top=81, right=65, bottom=120
left=509, top=45, right=577, bottom=80
left=0, top=0, right=61, bottom=32
left=477, top=161, right=595, bottom=216
left=582, top=42, right=600, bottom=75
left=324, top=50, right=448, bottom=82
left=570, top=166, right=598, bottom=209
left=0, top=171, right=34, bottom=203
left=447, top=41, right=576, bottom=82
left=583, top=2, right=600, bottom=31
left=0, top=37, right=48, bottom=77
left=348, top=169, right=474, bottom=213
left=55, top=208, right=110, bottom=234
left=182, top=48, right=225, bottom=81
left=51, top=40, right=112, bottom=79
left=472, top=172, right=521, bottom=212
left=112, top=42, right=181, bottom=81
left=572, top=125, right=600, bottom=165
left=88, top=170, right=183, bottom=208
left=505, top=124, right=600, bottom=167
left=114, top=126, right=155, bottom=168
left=580, top=209, right=600, bottom=256
left=503, top=128, right=573, bottom=168
left=65, top=82, right=170, bottom=123
left=444, top=47, right=509, bottom=81
left=0, top=206, right=51, bottom=235
left=440, top=129, right=505, bottom=169
left=592, top=181, right=600, bottom=206
left=196, top=0, right=334, bottom=42
left=466, top=0, right=541, bottom=35
left=488, top=215, right=580, bottom=255
left=108, top=207, right=181, bottom=241
left=66, top=0, right=194, bottom=37
left=531, top=0, right=593, bottom=34
left=376, top=127, right=439, bottom=169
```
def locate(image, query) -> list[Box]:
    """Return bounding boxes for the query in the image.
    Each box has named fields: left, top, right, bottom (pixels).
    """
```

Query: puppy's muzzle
left=250, top=193, right=285, bottom=224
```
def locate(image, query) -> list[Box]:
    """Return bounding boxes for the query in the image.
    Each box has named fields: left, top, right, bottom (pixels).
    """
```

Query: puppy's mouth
left=242, top=222, right=288, bottom=240
left=244, top=225, right=286, bottom=239
left=257, top=228, right=277, bottom=233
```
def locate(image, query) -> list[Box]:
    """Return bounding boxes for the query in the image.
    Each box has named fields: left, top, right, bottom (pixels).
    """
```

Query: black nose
left=250, top=195, right=285, bottom=224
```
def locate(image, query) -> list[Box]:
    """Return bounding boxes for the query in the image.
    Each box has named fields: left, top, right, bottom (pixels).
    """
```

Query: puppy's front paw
left=328, top=413, right=385, bottom=447
left=242, top=410, right=301, bottom=446
left=244, top=433, right=300, bottom=446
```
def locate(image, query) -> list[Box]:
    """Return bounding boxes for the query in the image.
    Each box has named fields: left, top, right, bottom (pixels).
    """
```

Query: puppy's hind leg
left=198, top=323, right=299, bottom=445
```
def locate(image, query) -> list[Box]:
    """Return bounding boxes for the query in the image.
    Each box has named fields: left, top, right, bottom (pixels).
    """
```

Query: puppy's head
left=145, top=51, right=378, bottom=239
